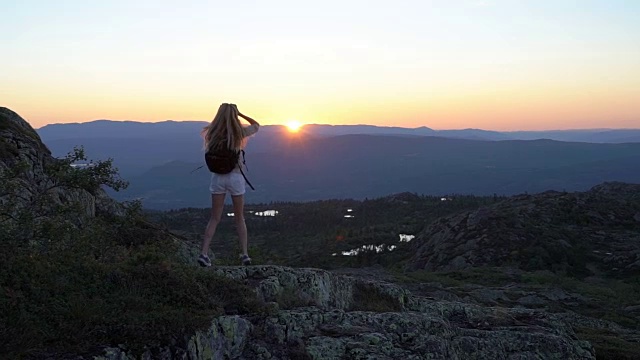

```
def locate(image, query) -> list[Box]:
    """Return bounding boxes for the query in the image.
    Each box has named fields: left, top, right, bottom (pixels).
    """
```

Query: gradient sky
left=2, top=0, right=639, bottom=130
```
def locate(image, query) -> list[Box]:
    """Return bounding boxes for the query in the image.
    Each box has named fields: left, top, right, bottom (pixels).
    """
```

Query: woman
left=198, top=103, right=260, bottom=267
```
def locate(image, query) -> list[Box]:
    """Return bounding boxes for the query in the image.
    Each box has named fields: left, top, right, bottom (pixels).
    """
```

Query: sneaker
left=198, top=254, right=212, bottom=267
left=239, top=254, right=252, bottom=266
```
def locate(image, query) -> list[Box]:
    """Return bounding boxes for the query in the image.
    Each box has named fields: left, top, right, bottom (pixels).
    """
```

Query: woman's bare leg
left=201, top=193, right=226, bottom=256
left=231, top=194, right=248, bottom=256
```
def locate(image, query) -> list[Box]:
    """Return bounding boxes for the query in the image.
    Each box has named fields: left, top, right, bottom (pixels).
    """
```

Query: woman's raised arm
left=238, top=111, right=260, bottom=126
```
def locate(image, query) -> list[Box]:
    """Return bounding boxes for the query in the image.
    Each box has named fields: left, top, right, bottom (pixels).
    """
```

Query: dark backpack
left=205, top=145, right=239, bottom=174
left=203, top=144, right=256, bottom=190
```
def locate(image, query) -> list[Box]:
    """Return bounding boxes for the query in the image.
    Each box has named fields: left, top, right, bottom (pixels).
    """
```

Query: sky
left=1, top=0, right=639, bottom=130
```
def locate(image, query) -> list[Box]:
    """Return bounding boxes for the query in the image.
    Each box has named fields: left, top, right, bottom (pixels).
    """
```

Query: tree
left=0, top=146, right=128, bottom=248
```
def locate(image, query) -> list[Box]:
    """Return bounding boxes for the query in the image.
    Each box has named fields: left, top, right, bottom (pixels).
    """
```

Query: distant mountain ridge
left=35, top=120, right=640, bottom=209
left=122, top=135, right=640, bottom=208
left=38, top=119, right=640, bottom=142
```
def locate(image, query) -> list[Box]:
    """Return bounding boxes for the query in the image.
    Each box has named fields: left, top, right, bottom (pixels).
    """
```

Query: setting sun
left=286, top=120, right=303, bottom=132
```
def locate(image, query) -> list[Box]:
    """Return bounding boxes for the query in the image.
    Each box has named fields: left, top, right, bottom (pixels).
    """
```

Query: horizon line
left=36, top=119, right=640, bottom=133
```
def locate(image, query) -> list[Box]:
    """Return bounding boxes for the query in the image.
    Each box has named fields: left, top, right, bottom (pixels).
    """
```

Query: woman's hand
left=238, top=111, right=260, bottom=126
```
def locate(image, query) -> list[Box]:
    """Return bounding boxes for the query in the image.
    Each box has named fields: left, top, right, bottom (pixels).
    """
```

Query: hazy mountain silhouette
left=36, top=121, right=640, bottom=209
left=37, top=119, right=206, bottom=139
left=123, top=135, right=640, bottom=208
left=505, top=129, right=640, bottom=143
left=38, top=120, right=640, bottom=143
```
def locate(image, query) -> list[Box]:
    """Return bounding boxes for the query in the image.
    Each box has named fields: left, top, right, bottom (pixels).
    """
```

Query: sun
left=286, top=120, right=303, bottom=133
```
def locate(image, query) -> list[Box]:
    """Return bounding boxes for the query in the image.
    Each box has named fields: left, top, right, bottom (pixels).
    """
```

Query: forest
left=147, top=193, right=505, bottom=268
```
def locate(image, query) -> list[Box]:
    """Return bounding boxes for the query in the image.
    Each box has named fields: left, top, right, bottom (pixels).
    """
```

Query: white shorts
left=209, top=172, right=246, bottom=196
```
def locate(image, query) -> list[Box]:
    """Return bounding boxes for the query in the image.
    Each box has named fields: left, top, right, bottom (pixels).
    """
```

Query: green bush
left=0, top=147, right=264, bottom=358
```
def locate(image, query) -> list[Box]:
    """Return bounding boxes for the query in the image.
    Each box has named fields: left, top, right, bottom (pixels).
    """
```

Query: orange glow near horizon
left=5, top=77, right=639, bottom=131
left=3, top=2, right=639, bottom=131
left=7, top=98, right=640, bottom=132
left=5, top=64, right=639, bottom=131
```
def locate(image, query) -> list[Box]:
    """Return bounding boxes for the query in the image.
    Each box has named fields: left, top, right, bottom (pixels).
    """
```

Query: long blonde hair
left=201, top=103, right=244, bottom=151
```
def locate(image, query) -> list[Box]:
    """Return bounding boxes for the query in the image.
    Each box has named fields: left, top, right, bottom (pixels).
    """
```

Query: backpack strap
left=237, top=150, right=255, bottom=191
left=240, top=150, right=248, bottom=171
left=190, top=165, right=204, bottom=173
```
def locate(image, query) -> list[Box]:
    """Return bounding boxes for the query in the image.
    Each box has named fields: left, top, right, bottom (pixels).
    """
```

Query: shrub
left=0, top=147, right=264, bottom=358
left=350, top=283, right=402, bottom=312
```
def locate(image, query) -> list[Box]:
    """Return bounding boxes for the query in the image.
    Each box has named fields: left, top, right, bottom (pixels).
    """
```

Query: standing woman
left=199, top=103, right=260, bottom=267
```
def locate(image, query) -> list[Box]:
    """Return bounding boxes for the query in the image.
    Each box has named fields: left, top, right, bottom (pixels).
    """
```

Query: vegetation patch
left=350, top=283, right=402, bottom=312
left=394, top=267, right=640, bottom=330
left=521, top=272, right=640, bottom=328
left=0, top=216, right=265, bottom=358
left=575, top=327, right=640, bottom=360
left=275, top=287, right=316, bottom=310
left=0, top=146, right=265, bottom=358
left=393, top=267, right=516, bottom=287
left=151, top=194, right=499, bottom=269
left=0, top=137, right=19, bottom=158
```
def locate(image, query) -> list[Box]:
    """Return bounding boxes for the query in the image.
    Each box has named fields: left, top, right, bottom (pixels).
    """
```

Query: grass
left=576, top=327, right=640, bottom=360
left=521, top=272, right=640, bottom=326
left=393, top=267, right=640, bottom=328
left=350, top=282, right=403, bottom=312
left=393, top=267, right=640, bottom=360
left=391, top=266, right=516, bottom=287
left=275, top=288, right=316, bottom=310
left=521, top=272, right=621, bottom=300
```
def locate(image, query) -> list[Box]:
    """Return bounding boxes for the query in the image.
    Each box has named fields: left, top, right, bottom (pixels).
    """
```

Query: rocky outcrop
left=406, top=183, right=640, bottom=276
left=0, top=107, right=120, bottom=221
left=95, top=316, right=253, bottom=360
left=96, top=266, right=595, bottom=359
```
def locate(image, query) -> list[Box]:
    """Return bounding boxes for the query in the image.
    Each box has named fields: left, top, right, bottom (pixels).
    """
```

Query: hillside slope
left=406, top=182, right=640, bottom=277
left=123, top=135, right=640, bottom=208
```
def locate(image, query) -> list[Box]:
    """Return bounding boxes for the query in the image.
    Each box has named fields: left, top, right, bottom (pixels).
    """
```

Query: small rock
left=623, top=305, right=640, bottom=312
left=469, top=288, right=510, bottom=305
left=517, top=295, right=547, bottom=306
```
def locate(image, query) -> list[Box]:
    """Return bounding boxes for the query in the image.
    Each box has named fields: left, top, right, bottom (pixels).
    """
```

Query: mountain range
left=36, top=120, right=640, bottom=209
left=38, top=120, right=640, bottom=143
